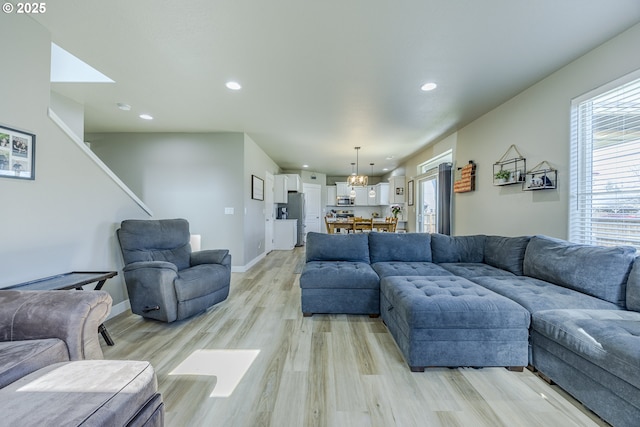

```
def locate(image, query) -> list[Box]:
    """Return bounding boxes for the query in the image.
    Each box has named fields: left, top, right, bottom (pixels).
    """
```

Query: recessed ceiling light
left=421, top=82, right=437, bottom=91
left=226, top=81, right=242, bottom=90
left=139, top=114, right=153, bottom=120
left=302, top=164, right=309, bottom=168
left=117, top=103, right=131, bottom=111
left=383, top=168, right=389, bottom=171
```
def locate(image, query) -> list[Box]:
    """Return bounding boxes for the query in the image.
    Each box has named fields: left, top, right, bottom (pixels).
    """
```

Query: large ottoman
left=380, top=276, right=530, bottom=371
left=0, top=360, right=163, bottom=426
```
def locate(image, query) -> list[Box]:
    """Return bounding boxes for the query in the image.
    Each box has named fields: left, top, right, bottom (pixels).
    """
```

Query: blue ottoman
left=380, top=276, right=530, bottom=371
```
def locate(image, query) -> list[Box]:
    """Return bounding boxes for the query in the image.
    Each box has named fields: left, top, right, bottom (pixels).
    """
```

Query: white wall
left=243, top=134, right=281, bottom=264
left=452, top=22, right=640, bottom=238
left=0, top=15, right=149, bottom=307
left=90, top=132, right=281, bottom=269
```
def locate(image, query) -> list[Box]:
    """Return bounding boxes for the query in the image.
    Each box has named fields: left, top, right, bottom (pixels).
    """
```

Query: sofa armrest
left=190, top=249, right=230, bottom=266
left=0, top=290, right=112, bottom=360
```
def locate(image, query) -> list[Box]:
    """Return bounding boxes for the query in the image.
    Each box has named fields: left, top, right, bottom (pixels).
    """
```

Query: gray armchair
left=117, top=218, right=231, bottom=322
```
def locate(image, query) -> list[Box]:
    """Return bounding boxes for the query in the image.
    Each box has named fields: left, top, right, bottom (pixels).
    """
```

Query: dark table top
left=5, top=271, right=118, bottom=291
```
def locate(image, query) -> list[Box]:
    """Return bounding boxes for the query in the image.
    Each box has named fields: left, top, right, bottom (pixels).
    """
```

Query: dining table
left=325, top=218, right=395, bottom=234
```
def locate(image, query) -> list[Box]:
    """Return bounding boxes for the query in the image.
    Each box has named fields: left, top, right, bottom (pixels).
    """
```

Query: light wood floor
left=102, top=248, right=609, bottom=427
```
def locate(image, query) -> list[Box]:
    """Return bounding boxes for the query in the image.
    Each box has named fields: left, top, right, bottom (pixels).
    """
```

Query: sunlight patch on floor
left=169, top=349, right=260, bottom=397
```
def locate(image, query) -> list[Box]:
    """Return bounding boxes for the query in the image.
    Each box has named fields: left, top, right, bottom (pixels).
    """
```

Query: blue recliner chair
left=117, top=218, right=231, bottom=322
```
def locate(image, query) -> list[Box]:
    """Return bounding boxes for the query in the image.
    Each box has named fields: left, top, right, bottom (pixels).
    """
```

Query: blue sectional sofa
left=300, top=231, right=640, bottom=427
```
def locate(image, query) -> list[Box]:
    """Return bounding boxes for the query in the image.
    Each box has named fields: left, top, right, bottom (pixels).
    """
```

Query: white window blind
left=570, top=72, right=640, bottom=250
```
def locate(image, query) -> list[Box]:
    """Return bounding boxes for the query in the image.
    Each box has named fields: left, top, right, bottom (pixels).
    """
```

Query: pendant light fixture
left=368, top=163, right=376, bottom=198
left=346, top=146, right=368, bottom=187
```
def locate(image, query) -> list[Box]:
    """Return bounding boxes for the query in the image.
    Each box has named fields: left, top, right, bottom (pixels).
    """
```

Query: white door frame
left=265, top=171, right=274, bottom=254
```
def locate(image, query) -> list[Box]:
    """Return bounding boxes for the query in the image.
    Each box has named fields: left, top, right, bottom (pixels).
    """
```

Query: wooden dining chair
left=353, top=218, right=373, bottom=233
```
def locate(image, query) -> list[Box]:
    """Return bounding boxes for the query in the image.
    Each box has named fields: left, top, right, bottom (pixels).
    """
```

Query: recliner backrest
left=117, top=219, right=192, bottom=270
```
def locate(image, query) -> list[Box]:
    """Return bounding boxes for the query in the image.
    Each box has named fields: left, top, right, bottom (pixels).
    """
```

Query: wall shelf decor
left=493, top=145, right=526, bottom=186
left=454, top=161, right=476, bottom=193
left=523, top=161, right=557, bottom=191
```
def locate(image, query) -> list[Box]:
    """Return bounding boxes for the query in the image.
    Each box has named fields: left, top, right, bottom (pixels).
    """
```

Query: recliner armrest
left=0, top=290, right=112, bottom=360
left=190, top=249, right=230, bottom=266
left=123, top=260, right=178, bottom=272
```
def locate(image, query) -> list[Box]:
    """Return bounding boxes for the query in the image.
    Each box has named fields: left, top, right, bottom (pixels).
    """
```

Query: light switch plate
left=225, top=207, right=234, bottom=215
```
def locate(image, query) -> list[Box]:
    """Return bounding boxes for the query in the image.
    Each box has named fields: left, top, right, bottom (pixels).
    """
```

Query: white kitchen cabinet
left=388, top=176, right=405, bottom=204
left=336, top=182, right=349, bottom=197
left=375, top=183, right=390, bottom=205
left=273, top=219, right=297, bottom=250
left=286, top=174, right=302, bottom=192
left=274, top=174, right=288, bottom=203
left=353, top=187, right=368, bottom=206
left=327, top=185, right=337, bottom=206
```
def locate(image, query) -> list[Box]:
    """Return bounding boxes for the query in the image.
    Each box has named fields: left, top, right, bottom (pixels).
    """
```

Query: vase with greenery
left=391, top=205, right=402, bottom=218
left=494, top=169, right=511, bottom=184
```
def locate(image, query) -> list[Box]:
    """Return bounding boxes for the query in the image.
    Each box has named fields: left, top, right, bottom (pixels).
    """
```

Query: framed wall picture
left=407, top=180, right=414, bottom=206
left=0, top=125, right=35, bottom=180
left=252, top=175, right=264, bottom=200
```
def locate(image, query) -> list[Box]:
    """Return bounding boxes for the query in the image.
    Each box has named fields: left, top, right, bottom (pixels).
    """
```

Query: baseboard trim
left=232, top=252, right=266, bottom=273
left=107, top=299, right=131, bottom=320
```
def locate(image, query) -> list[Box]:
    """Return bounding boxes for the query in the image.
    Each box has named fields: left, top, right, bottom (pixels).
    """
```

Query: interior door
left=303, top=183, right=322, bottom=241
left=265, top=172, right=274, bottom=253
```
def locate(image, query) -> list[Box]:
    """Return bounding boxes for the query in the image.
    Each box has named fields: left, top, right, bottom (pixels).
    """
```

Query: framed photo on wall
left=0, top=125, right=35, bottom=180
left=407, top=180, right=414, bottom=206
left=252, top=175, right=264, bottom=200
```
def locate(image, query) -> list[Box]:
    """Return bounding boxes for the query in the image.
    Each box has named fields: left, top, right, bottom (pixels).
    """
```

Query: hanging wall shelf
left=493, top=144, right=526, bottom=186
left=523, top=160, right=557, bottom=191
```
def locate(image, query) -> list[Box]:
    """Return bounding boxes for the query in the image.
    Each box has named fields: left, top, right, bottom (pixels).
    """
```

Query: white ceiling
left=34, top=1, right=640, bottom=177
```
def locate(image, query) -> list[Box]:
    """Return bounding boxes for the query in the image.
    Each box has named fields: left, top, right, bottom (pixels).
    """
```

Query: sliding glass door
left=417, top=170, right=438, bottom=233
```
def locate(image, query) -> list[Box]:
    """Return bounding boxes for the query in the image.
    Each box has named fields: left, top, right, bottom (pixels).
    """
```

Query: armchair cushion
left=118, top=218, right=191, bottom=270
left=175, top=264, right=231, bottom=301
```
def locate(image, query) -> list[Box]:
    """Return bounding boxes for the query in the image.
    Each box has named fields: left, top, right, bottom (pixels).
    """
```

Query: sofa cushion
left=626, top=258, right=640, bottom=312
left=484, top=235, right=530, bottom=275
left=0, top=339, right=69, bottom=388
left=372, top=261, right=452, bottom=278
left=305, top=232, right=370, bottom=263
left=533, top=309, right=640, bottom=390
left=300, top=261, right=379, bottom=289
left=368, top=232, right=431, bottom=263
left=439, top=263, right=515, bottom=279
left=431, top=234, right=486, bottom=263
left=0, top=360, right=162, bottom=426
left=523, top=235, right=635, bottom=307
left=473, top=276, right=622, bottom=314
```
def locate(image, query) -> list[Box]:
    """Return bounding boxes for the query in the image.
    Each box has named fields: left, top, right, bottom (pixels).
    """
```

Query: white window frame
left=569, top=69, right=640, bottom=250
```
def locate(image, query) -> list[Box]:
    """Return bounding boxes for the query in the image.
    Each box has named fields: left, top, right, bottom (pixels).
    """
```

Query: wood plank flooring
left=102, top=248, right=609, bottom=427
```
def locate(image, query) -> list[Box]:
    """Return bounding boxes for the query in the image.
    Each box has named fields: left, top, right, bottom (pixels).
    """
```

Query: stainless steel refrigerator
left=287, top=192, right=305, bottom=246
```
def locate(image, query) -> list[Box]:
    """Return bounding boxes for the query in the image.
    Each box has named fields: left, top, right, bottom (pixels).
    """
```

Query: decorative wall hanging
left=251, top=175, right=264, bottom=200
left=523, top=161, right=557, bottom=191
left=493, top=145, right=526, bottom=186
left=0, top=124, right=35, bottom=180
left=454, top=161, right=476, bottom=193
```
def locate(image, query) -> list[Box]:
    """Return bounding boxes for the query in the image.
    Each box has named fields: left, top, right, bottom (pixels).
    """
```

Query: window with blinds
left=570, top=72, right=640, bottom=250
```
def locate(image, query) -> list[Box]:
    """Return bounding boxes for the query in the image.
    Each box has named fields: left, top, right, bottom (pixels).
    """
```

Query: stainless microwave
left=336, top=196, right=354, bottom=206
